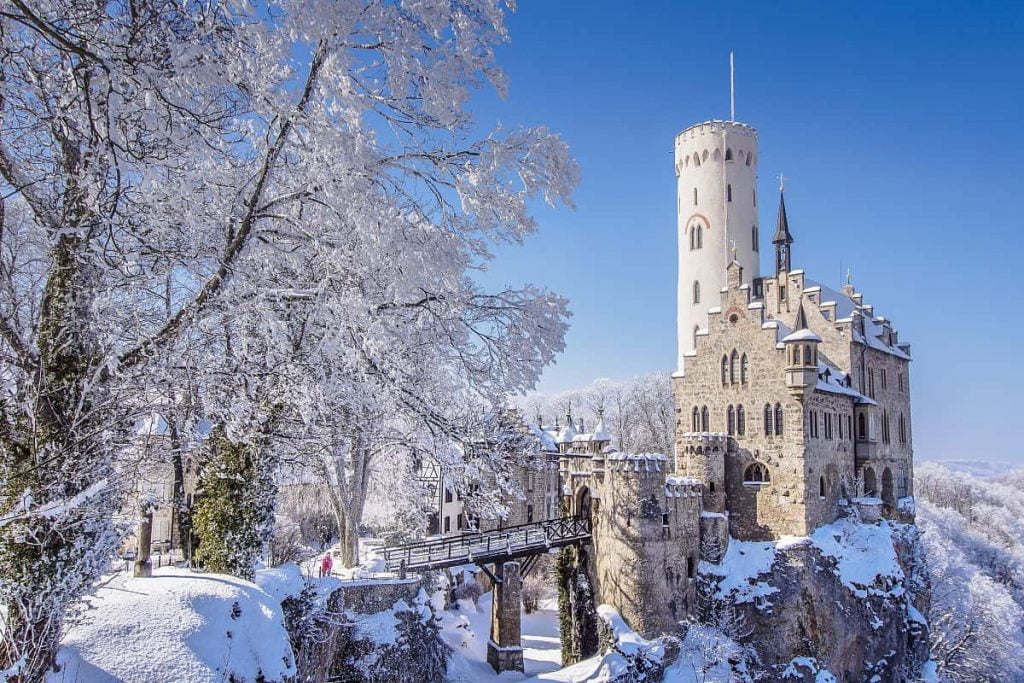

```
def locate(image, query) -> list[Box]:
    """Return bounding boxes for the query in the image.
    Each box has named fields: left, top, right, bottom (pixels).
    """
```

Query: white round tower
left=675, top=120, right=760, bottom=370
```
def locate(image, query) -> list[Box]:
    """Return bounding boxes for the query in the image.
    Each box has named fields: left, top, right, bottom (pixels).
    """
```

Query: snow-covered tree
left=0, top=0, right=576, bottom=676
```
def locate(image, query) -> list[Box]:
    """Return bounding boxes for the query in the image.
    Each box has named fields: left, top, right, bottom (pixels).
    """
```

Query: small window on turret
left=727, top=184, right=733, bottom=202
left=725, top=148, right=734, bottom=161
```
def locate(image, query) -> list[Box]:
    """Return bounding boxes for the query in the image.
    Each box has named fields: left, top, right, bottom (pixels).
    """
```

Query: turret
left=783, top=304, right=820, bottom=400
left=676, top=120, right=760, bottom=369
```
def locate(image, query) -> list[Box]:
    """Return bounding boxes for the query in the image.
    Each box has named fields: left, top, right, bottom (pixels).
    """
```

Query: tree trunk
left=134, top=509, right=153, bottom=578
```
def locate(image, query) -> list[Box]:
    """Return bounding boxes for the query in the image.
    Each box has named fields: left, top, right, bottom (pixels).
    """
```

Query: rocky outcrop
left=701, top=518, right=930, bottom=682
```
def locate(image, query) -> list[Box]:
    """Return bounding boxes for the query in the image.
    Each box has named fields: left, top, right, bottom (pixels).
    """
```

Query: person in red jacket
left=319, top=552, right=333, bottom=578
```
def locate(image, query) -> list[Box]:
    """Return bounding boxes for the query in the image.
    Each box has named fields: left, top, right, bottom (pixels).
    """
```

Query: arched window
left=697, top=225, right=703, bottom=248
left=764, top=403, right=773, bottom=436
left=858, top=413, right=867, bottom=440
left=691, top=406, right=700, bottom=432
left=730, top=349, right=739, bottom=384
left=727, top=405, right=735, bottom=435
left=746, top=152, right=753, bottom=166
left=702, top=149, right=709, bottom=162
left=692, top=280, right=700, bottom=304
left=721, top=355, right=729, bottom=385
left=725, top=147, right=734, bottom=161
left=774, top=403, right=783, bottom=435
left=741, top=353, right=749, bottom=384
left=700, top=406, right=709, bottom=432
left=752, top=225, right=759, bottom=252
left=736, top=405, right=745, bottom=436
left=743, top=462, right=770, bottom=484
left=819, top=476, right=826, bottom=498
left=727, top=184, right=733, bottom=202
left=899, top=413, right=907, bottom=444
left=693, top=187, right=698, bottom=204
left=693, top=153, right=700, bottom=168
left=692, top=325, right=700, bottom=349
left=863, top=468, right=877, bottom=496
left=882, top=411, right=890, bottom=443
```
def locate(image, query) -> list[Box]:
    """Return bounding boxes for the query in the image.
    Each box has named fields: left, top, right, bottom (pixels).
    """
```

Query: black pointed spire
left=773, top=190, right=793, bottom=245
left=773, top=190, right=793, bottom=274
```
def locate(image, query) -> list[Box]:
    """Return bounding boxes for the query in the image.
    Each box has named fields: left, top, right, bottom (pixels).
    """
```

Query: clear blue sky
left=471, top=1, right=1024, bottom=462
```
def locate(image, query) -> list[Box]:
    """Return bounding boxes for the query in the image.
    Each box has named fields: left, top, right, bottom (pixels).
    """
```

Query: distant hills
left=922, top=459, right=1023, bottom=479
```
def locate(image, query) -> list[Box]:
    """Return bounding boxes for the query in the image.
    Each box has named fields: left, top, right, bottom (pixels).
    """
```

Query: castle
left=446, top=115, right=918, bottom=641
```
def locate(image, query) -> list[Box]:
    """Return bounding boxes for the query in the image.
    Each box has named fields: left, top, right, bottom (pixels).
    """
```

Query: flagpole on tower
left=729, top=51, right=735, bottom=121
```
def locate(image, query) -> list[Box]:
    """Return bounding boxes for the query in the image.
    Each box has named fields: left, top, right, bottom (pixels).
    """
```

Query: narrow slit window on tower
left=701, top=406, right=709, bottom=432
left=727, top=184, right=732, bottom=202
left=693, top=187, right=698, bottom=205
left=752, top=225, right=759, bottom=252
left=693, top=280, right=700, bottom=304
left=746, top=152, right=753, bottom=166
left=764, top=403, right=773, bottom=436
left=730, top=349, right=739, bottom=384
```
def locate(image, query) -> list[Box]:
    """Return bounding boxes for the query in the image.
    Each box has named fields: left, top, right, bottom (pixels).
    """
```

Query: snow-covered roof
left=556, top=423, right=576, bottom=444
left=529, top=426, right=558, bottom=452
left=804, top=278, right=910, bottom=360
left=592, top=417, right=611, bottom=441
left=814, top=362, right=876, bottom=405
left=781, top=328, right=822, bottom=343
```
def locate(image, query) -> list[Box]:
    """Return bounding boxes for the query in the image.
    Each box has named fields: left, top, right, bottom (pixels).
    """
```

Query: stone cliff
left=701, top=517, right=930, bottom=682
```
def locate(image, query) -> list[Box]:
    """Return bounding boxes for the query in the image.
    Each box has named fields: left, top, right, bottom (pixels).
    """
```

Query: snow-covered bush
left=331, top=591, right=448, bottom=683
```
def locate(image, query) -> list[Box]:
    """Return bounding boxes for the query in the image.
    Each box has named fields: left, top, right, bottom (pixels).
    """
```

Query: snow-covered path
left=442, top=594, right=563, bottom=681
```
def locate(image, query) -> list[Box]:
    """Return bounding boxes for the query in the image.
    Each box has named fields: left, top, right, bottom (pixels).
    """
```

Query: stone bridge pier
left=486, top=560, right=524, bottom=673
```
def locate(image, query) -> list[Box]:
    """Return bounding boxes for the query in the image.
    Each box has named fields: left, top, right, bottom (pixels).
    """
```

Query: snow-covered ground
left=47, top=568, right=295, bottom=683
left=442, top=594, right=563, bottom=681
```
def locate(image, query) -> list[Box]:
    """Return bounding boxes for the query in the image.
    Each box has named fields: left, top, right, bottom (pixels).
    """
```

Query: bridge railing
left=382, top=516, right=591, bottom=571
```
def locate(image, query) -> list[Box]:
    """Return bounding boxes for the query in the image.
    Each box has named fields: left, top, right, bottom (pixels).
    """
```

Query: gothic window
left=746, top=152, right=753, bottom=167
left=727, top=184, right=733, bottom=202
left=693, top=153, right=701, bottom=168
left=897, top=466, right=908, bottom=498
left=743, top=462, right=770, bottom=484
left=737, top=405, right=746, bottom=436
left=899, top=413, right=907, bottom=444
left=883, top=411, right=891, bottom=444
left=858, top=413, right=867, bottom=440
left=693, top=280, right=700, bottom=304
left=727, top=405, right=735, bottom=436
left=725, top=147, right=734, bottom=161
left=764, top=403, right=773, bottom=436
left=838, top=413, right=844, bottom=439
left=848, top=414, right=853, bottom=439
left=697, top=224, right=703, bottom=248
left=869, top=369, right=876, bottom=399
left=693, top=325, right=700, bottom=349
left=527, top=505, right=534, bottom=523
left=774, top=403, right=784, bottom=435
left=881, top=368, right=887, bottom=390
left=721, top=355, right=729, bottom=385
left=730, top=349, right=739, bottom=384
left=824, top=413, right=832, bottom=439
left=692, top=406, right=700, bottom=432
left=899, top=372, right=905, bottom=393
left=819, top=476, right=826, bottom=498
left=701, top=406, right=709, bottom=432
left=741, top=353, right=749, bottom=384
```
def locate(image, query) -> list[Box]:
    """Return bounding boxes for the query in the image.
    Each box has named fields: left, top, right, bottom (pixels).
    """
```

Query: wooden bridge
left=379, top=516, right=592, bottom=674
left=381, top=516, right=592, bottom=574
